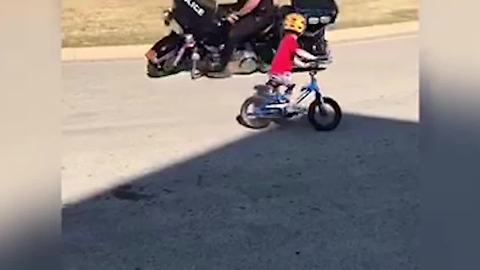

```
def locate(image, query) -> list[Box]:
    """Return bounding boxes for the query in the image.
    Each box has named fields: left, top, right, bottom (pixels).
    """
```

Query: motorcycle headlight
left=320, top=16, right=332, bottom=24
left=308, top=17, right=320, bottom=25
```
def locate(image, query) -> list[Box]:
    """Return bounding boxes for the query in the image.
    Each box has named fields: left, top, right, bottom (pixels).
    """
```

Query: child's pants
left=267, top=72, right=293, bottom=88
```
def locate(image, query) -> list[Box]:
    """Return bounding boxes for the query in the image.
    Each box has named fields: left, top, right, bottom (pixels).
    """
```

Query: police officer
left=207, top=0, right=275, bottom=78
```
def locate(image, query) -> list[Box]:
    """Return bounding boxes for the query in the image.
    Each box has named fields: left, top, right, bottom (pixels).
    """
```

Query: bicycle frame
left=295, top=71, right=325, bottom=106
left=256, top=71, right=325, bottom=118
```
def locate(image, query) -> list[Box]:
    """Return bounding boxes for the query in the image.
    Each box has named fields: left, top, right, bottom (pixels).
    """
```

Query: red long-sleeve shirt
left=270, top=33, right=299, bottom=75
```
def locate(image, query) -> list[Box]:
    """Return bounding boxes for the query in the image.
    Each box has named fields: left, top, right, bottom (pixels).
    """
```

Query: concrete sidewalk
left=62, top=21, right=418, bottom=62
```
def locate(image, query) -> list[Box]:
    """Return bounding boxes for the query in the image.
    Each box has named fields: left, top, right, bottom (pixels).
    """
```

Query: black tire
left=307, top=97, right=342, bottom=131
left=146, top=45, right=183, bottom=78
left=147, top=62, right=168, bottom=78
left=146, top=61, right=180, bottom=78
left=239, top=96, right=271, bottom=129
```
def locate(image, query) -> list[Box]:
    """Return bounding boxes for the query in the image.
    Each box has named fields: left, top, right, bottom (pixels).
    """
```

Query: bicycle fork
left=296, top=87, right=328, bottom=116
left=314, top=90, right=329, bottom=116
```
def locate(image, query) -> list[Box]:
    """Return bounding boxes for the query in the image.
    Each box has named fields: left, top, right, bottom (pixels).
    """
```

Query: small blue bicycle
left=239, top=70, right=342, bottom=131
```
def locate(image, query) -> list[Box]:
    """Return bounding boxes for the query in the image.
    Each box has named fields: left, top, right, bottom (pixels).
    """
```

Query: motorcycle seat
left=259, top=22, right=275, bottom=36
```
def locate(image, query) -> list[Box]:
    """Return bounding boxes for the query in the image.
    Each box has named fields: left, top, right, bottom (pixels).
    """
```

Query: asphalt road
left=63, top=36, right=418, bottom=270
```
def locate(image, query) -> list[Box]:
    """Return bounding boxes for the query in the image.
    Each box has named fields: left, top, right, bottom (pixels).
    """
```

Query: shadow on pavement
left=63, top=113, right=418, bottom=270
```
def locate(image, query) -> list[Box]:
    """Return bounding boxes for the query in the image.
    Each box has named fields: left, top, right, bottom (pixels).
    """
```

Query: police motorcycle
left=279, top=0, right=339, bottom=63
left=146, top=0, right=338, bottom=79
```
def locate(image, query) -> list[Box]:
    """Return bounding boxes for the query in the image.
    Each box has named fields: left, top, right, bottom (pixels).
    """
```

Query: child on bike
left=266, top=13, right=320, bottom=110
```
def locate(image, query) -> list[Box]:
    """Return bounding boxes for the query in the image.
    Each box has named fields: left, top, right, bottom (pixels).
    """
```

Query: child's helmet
left=283, top=13, right=307, bottom=35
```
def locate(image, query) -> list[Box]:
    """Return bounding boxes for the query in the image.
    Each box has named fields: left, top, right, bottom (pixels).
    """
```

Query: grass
left=62, top=0, right=418, bottom=47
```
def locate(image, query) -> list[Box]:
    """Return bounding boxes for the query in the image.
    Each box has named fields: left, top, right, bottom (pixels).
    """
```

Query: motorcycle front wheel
left=147, top=62, right=172, bottom=78
left=239, top=96, right=272, bottom=129
left=307, top=97, right=342, bottom=131
left=146, top=33, right=183, bottom=78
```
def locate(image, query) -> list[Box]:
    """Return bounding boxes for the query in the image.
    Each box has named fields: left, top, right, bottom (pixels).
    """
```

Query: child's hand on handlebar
left=309, top=61, right=319, bottom=68
left=306, top=58, right=320, bottom=68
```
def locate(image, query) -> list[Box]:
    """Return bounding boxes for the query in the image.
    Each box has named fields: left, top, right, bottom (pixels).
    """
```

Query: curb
left=62, top=21, right=418, bottom=62
left=326, top=21, right=418, bottom=43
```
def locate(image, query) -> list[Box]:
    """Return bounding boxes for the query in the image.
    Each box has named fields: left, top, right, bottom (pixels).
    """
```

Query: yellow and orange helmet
left=283, top=13, right=307, bottom=35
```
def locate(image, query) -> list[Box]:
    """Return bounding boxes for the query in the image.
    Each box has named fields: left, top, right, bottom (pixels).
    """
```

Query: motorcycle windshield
left=293, top=0, right=338, bottom=10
